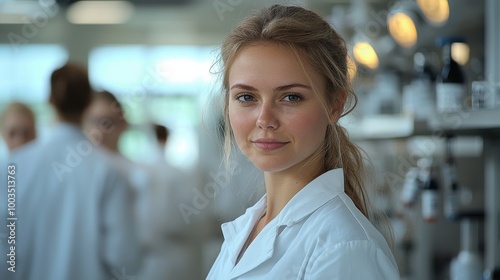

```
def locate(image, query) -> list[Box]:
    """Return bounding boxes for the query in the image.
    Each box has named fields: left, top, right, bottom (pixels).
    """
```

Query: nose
left=256, top=102, right=279, bottom=130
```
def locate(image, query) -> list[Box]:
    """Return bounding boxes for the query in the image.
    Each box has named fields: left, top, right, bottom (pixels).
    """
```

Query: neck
left=263, top=159, right=324, bottom=222
left=57, top=114, right=82, bottom=127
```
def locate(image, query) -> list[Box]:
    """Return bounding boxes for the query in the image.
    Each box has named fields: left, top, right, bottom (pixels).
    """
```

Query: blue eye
left=283, top=94, right=302, bottom=103
left=236, top=94, right=254, bottom=102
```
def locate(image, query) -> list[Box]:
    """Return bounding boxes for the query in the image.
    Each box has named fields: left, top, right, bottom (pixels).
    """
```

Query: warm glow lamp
left=387, top=1, right=421, bottom=48
left=416, top=0, right=449, bottom=26
left=353, top=41, right=379, bottom=70
left=451, top=42, right=470, bottom=66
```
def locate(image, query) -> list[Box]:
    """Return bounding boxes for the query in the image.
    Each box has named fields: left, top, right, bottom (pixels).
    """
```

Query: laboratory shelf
left=345, top=109, right=500, bottom=141
left=428, top=109, right=500, bottom=136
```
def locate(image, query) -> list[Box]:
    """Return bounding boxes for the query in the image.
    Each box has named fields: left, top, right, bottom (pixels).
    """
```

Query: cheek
left=228, top=108, right=249, bottom=142
left=286, top=111, right=329, bottom=141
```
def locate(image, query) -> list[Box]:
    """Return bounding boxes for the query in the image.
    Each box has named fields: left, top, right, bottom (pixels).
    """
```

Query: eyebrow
left=230, top=83, right=311, bottom=92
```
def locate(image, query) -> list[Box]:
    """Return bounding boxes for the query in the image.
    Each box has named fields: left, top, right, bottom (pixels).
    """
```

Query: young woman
left=207, top=5, right=400, bottom=279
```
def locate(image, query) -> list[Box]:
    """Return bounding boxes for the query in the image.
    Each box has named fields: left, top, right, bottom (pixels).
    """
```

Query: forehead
left=2, top=118, right=34, bottom=133
left=2, top=111, right=33, bottom=124
left=228, top=42, right=323, bottom=88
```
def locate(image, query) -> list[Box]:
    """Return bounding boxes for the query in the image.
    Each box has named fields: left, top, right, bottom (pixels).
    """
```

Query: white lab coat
left=0, top=124, right=141, bottom=280
left=137, top=156, right=198, bottom=280
left=207, top=169, right=400, bottom=280
left=100, top=150, right=153, bottom=244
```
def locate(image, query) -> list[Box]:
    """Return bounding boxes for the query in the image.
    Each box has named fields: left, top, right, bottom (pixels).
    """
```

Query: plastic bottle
left=450, top=212, right=484, bottom=280
left=443, top=136, right=460, bottom=221
left=402, top=50, right=436, bottom=120
left=436, top=37, right=467, bottom=113
left=400, top=167, right=421, bottom=207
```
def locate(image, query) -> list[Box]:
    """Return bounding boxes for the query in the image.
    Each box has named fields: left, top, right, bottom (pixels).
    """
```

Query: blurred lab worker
left=0, top=101, right=36, bottom=152
left=0, top=62, right=141, bottom=280
left=137, top=123, right=197, bottom=280
left=83, top=90, right=152, bottom=242
left=84, top=90, right=129, bottom=154
left=207, top=5, right=399, bottom=280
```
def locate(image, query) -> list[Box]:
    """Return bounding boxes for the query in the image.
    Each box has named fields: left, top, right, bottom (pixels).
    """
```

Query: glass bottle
left=420, top=158, right=440, bottom=223
left=436, top=37, right=467, bottom=113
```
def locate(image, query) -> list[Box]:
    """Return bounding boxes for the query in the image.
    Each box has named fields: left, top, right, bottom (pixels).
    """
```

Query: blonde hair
left=219, top=5, right=369, bottom=218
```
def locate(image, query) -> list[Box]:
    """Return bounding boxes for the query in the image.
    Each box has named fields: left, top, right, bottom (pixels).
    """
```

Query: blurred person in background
left=0, top=101, right=37, bottom=152
left=0, top=62, right=142, bottom=280
left=83, top=90, right=152, bottom=243
left=135, top=123, right=197, bottom=280
left=84, top=93, right=197, bottom=279
left=207, top=5, right=399, bottom=279
left=84, top=90, right=129, bottom=154
left=154, top=123, right=169, bottom=152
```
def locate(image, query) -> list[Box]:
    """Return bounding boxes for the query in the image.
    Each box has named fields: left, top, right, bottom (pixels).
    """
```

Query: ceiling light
left=451, top=42, right=470, bottom=66
left=351, top=34, right=395, bottom=70
left=353, top=41, right=379, bottom=70
left=416, top=0, right=449, bottom=26
left=67, top=1, right=134, bottom=25
left=387, top=1, right=421, bottom=48
left=436, top=37, right=469, bottom=66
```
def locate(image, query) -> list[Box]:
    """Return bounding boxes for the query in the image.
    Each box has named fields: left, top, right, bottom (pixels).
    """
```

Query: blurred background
left=0, top=0, right=499, bottom=279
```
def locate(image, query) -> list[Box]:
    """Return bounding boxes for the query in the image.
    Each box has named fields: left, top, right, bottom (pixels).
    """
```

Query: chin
left=251, top=159, right=291, bottom=173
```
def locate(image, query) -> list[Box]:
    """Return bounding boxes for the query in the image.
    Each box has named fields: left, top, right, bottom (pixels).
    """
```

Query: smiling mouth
left=252, top=140, right=289, bottom=151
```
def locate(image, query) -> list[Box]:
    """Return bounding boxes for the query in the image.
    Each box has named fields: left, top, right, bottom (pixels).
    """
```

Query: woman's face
left=228, top=42, right=331, bottom=174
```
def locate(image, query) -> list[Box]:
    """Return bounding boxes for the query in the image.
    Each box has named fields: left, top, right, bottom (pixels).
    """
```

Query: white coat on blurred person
left=0, top=62, right=142, bottom=280
left=83, top=94, right=197, bottom=279
left=137, top=124, right=197, bottom=280
left=83, top=90, right=153, bottom=245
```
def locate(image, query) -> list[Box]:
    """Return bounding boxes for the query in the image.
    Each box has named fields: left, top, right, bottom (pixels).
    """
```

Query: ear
left=330, top=91, right=347, bottom=123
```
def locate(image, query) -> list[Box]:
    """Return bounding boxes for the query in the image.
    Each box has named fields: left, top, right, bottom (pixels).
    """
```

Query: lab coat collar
left=276, top=168, right=344, bottom=227
left=221, top=168, right=344, bottom=278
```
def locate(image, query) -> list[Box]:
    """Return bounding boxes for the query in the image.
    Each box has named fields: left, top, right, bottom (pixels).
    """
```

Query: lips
left=252, top=138, right=289, bottom=151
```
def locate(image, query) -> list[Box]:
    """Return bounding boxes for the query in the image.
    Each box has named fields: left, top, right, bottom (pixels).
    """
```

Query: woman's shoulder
left=294, top=194, right=399, bottom=276
left=302, top=193, right=387, bottom=246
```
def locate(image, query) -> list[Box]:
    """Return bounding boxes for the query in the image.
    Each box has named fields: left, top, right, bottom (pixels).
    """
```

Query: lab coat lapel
left=220, top=196, right=268, bottom=269
left=277, top=169, right=344, bottom=226
left=223, top=169, right=345, bottom=279
left=228, top=220, right=278, bottom=279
